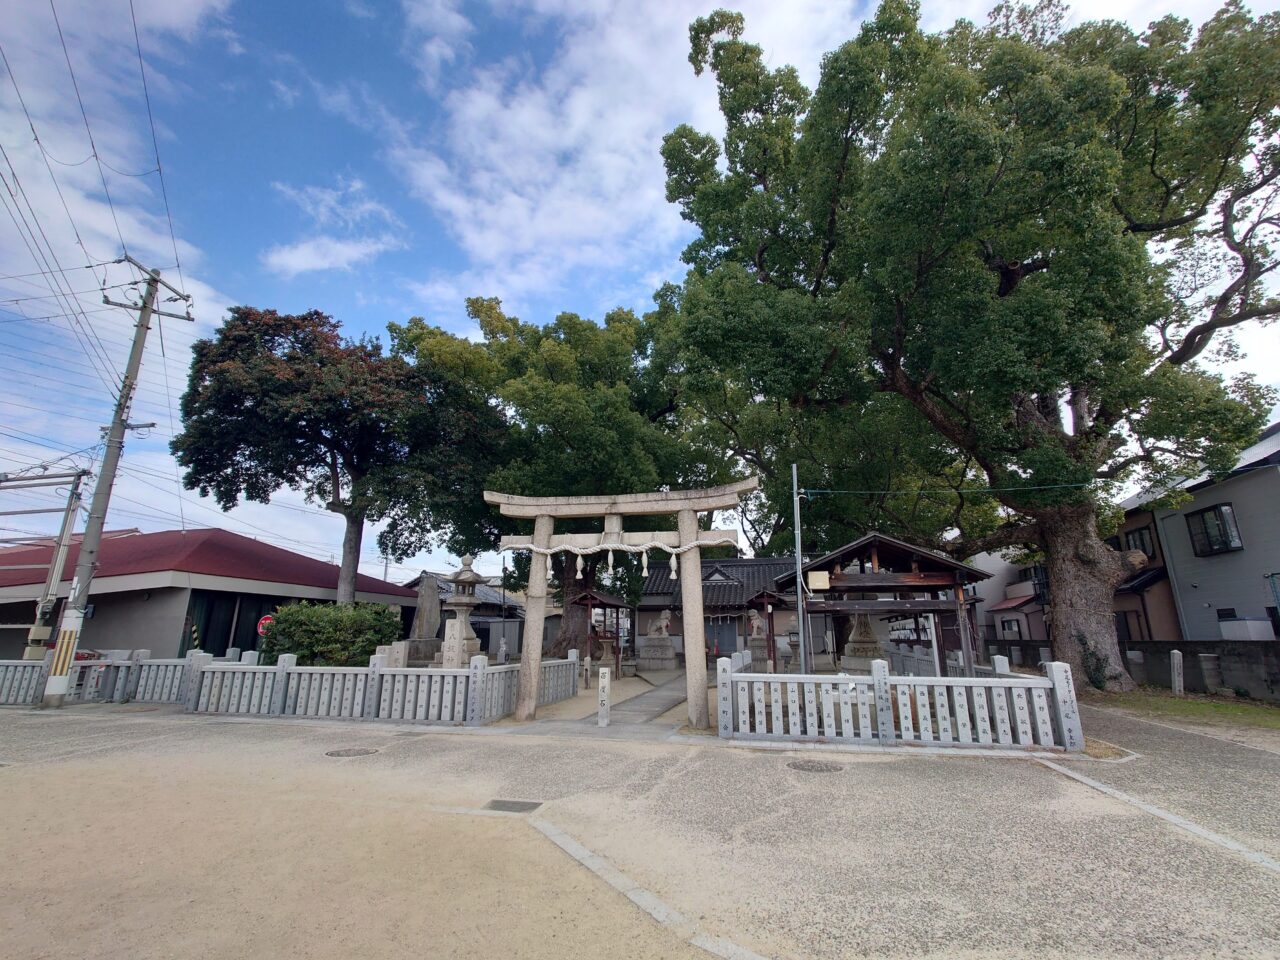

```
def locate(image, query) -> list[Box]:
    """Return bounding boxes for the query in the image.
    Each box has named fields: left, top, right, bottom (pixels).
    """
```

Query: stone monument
left=410, top=572, right=443, bottom=661
left=839, top=613, right=883, bottom=673
left=437, top=555, right=484, bottom=668
left=746, top=609, right=769, bottom=666
left=637, top=608, right=677, bottom=672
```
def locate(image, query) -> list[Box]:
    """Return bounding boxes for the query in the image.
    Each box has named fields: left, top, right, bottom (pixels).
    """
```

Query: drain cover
left=485, top=799, right=542, bottom=813
left=787, top=759, right=844, bottom=774
left=325, top=747, right=379, bottom=758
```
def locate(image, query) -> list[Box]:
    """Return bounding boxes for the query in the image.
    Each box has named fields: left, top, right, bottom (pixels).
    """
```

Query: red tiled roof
left=0, top=528, right=415, bottom=597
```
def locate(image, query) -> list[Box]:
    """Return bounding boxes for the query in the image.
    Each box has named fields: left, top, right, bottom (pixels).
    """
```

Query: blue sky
left=1, top=0, right=1275, bottom=580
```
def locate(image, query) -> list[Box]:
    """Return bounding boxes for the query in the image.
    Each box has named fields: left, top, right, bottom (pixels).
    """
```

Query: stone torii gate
left=484, top=477, right=759, bottom=728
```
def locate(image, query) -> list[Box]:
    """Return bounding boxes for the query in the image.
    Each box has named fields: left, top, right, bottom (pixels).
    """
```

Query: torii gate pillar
left=677, top=509, right=709, bottom=728
left=516, top=514, right=554, bottom=721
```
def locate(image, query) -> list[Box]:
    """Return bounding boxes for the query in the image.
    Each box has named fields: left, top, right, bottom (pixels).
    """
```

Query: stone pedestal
left=747, top=636, right=770, bottom=669
left=636, top=635, right=677, bottom=671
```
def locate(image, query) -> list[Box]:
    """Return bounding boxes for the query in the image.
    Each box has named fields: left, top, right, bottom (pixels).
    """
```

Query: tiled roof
left=640, top=557, right=796, bottom=609
left=406, top=572, right=523, bottom=610
left=0, top=528, right=416, bottom=597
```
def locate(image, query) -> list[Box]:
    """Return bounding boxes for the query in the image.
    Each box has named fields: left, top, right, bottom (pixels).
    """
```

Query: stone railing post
left=240, top=650, right=259, bottom=666
left=568, top=649, right=579, bottom=696
left=1170, top=650, right=1184, bottom=696
left=31, top=650, right=54, bottom=706
left=597, top=667, right=610, bottom=727
left=224, top=647, right=240, bottom=663
left=362, top=654, right=385, bottom=720
left=872, top=658, right=895, bottom=745
left=1044, top=662, right=1084, bottom=752
left=992, top=655, right=1011, bottom=676
left=183, top=653, right=213, bottom=712
left=716, top=657, right=733, bottom=738
left=465, top=654, right=488, bottom=726
left=116, top=649, right=150, bottom=702
left=269, top=654, right=296, bottom=715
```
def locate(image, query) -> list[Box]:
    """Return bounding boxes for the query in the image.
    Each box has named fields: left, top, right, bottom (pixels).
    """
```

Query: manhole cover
left=485, top=799, right=542, bottom=813
left=325, top=747, right=379, bottom=758
left=787, top=759, right=844, bottom=774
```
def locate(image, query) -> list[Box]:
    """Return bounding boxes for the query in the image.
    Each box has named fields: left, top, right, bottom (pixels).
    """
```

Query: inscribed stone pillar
left=515, top=514, right=554, bottom=721
left=678, top=508, right=709, bottom=729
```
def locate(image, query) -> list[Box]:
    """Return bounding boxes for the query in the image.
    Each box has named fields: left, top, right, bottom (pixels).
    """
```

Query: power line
left=127, top=0, right=186, bottom=296
left=801, top=482, right=1096, bottom=496
left=0, top=281, right=141, bottom=304
left=0, top=261, right=118, bottom=283
left=48, top=0, right=129, bottom=258
left=0, top=39, right=112, bottom=278
left=0, top=168, right=120, bottom=389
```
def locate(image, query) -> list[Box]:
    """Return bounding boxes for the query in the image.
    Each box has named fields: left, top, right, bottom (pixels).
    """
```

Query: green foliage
left=662, top=0, right=1278, bottom=548
left=258, top=601, right=402, bottom=667
left=173, top=307, right=505, bottom=586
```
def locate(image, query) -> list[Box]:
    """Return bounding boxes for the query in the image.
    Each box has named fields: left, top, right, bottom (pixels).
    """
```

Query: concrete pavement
left=2, top=702, right=1279, bottom=959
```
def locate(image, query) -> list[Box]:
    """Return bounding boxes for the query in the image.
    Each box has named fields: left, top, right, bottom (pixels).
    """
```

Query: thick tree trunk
left=337, top=510, right=365, bottom=605
left=1039, top=505, right=1138, bottom=692
left=548, top=554, right=595, bottom=656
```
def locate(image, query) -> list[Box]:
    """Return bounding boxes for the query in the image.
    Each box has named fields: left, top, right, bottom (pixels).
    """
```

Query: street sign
left=256, top=614, right=274, bottom=637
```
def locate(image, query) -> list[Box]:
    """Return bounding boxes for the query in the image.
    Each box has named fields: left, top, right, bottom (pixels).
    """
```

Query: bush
left=258, top=601, right=402, bottom=666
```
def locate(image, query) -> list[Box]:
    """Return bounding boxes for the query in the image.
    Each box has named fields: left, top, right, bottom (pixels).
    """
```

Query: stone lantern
left=439, top=555, right=484, bottom=668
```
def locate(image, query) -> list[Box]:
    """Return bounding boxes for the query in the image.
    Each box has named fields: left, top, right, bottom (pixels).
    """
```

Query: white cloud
left=400, top=0, right=474, bottom=90
left=261, top=234, right=404, bottom=278
left=272, top=177, right=402, bottom=230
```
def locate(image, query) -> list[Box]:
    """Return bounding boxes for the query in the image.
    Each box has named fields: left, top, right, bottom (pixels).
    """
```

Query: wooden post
left=953, top=586, right=975, bottom=678
left=679, top=508, right=710, bottom=729
left=597, top=667, right=610, bottom=726
left=269, top=654, right=295, bottom=715
left=515, top=514, right=553, bottom=721
left=1044, top=661, right=1084, bottom=751
left=1170, top=650, right=1184, bottom=696
left=872, top=658, right=894, bottom=745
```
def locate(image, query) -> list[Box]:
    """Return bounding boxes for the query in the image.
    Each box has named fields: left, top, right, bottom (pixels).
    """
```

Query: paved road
left=2, top=703, right=1278, bottom=960
left=1074, top=704, right=1280, bottom=858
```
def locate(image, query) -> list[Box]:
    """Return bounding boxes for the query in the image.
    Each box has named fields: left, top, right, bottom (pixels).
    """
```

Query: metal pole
left=22, top=471, right=86, bottom=660
left=791, top=463, right=807, bottom=674
left=43, top=268, right=166, bottom=706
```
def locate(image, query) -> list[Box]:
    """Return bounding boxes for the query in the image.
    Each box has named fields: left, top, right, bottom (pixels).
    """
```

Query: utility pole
left=791, top=463, right=808, bottom=674
left=22, top=471, right=86, bottom=660
left=42, top=259, right=190, bottom=707
left=0, top=470, right=86, bottom=659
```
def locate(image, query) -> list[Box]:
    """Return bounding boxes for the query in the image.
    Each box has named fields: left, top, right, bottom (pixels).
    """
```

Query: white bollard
left=597, top=668, right=610, bottom=727
left=1171, top=650, right=1184, bottom=696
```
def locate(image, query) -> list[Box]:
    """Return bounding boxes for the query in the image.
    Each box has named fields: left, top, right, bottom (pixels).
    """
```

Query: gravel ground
left=2, top=703, right=1278, bottom=959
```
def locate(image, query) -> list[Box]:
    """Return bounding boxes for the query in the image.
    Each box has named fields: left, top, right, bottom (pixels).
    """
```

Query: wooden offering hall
left=775, top=533, right=990, bottom=677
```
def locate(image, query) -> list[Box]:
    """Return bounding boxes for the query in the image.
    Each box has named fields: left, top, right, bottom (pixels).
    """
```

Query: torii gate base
left=485, top=478, right=759, bottom=729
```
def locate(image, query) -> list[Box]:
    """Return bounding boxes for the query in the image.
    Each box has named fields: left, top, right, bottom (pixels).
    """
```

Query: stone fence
left=4, top=648, right=579, bottom=726
left=717, top=651, right=1083, bottom=752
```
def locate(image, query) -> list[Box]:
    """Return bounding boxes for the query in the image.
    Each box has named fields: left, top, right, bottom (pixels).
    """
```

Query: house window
left=1186, top=503, right=1243, bottom=556
left=1000, top=618, right=1021, bottom=638
left=1124, top=527, right=1155, bottom=558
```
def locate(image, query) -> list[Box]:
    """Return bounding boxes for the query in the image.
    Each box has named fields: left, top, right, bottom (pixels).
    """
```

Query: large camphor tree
left=173, top=307, right=500, bottom=603
left=661, top=0, right=1279, bottom=687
